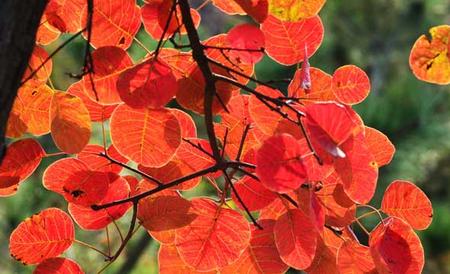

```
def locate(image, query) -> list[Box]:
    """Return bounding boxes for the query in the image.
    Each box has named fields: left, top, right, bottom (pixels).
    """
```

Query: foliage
left=1, top=0, right=448, bottom=273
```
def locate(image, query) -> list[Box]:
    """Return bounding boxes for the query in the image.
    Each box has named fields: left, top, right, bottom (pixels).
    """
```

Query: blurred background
left=0, top=0, right=449, bottom=273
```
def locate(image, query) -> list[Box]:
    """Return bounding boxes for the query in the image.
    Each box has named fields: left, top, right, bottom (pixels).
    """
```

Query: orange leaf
left=256, top=134, right=307, bottom=193
left=274, top=208, right=319, bottom=270
left=158, top=244, right=215, bottom=274
left=261, top=15, right=324, bottom=65
left=317, top=170, right=356, bottom=227
left=67, top=82, right=118, bottom=122
left=211, top=0, right=245, bottom=15
left=22, top=46, right=52, bottom=84
left=82, top=0, right=141, bottom=49
left=46, top=0, right=85, bottom=33
left=332, top=65, right=371, bottom=105
left=268, top=0, right=326, bottom=21
left=337, top=241, right=376, bottom=274
left=0, top=139, right=44, bottom=197
left=138, top=195, right=197, bottom=244
left=36, top=14, right=61, bottom=45
left=9, top=208, right=74, bottom=265
left=50, top=92, right=92, bottom=154
left=68, top=174, right=131, bottom=230
left=370, top=217, right=424, bottom=274
left=381, top=180, right=433, bottom=230
left=175, top=198, right=251, bottom=271
left=409, top=25, right=450, bottom=85
left=221, top=219, right=289, bottom=274
left=43, top=158, right=110, bottom=206
left=110, top=105, right=181, bottom=167
left=364, top=126, right=395, bottom=167
left=12, top=83, right=54, bottom=136
left=288, top=67, right=335, bottom=103
left=34, top=257, right=84, bottom=274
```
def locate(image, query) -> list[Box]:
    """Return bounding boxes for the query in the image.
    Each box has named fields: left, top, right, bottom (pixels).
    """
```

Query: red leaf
left=9, top=208, right=74, bottom=265
left=117, top=59, right=177, bottom=109
left=304, top=102, right=361, bottom=159
left=221, top=219, right=289, bottom=274
left=34, top=257, right=84, bottom=274
left=334, top=132, right=379, bottom=204
left=317, top=170, right=356, bottom=227
left=364, top=126, right=395, bottom=167
left=81, top=46, right=133, bottom=105
left=0, top=139, right=44, bottom=197
left=337, top=241, right=376, bottom=274
left=211, top=0, right=245, bottom=15
left=141, top=1, right=201, bottom=40
left=332, top=65, right=371, bottom=105
left=274, top=208, right=319, bottom=270
left=226, top=23, right=265, bottom=64
left=233, top=0, right=268, bottom=23
left=381, top=180, right=433, bottom=230
left=256, top=134, right=307, bottom=193
left=77, top=144, right=128, bottom=174
left=231, top=176, right=277, bottom=211
left=110, top=105, right=181, bottom=167
left=261, top=15, right=324, bottom=65
left=68, top=174, right=131, bottom=230
left=43, top=158, right=110, bottom=206
left=370, top=217, right=425, bottom=274
left=171, top=108, right=197, bottom=138
left=82, top=0, right=141, bottom=49
left=175, top=198, right=251, bottom=271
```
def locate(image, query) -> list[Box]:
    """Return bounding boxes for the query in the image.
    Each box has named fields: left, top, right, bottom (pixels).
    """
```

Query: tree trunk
left=0, top=0, right=47, bottom=161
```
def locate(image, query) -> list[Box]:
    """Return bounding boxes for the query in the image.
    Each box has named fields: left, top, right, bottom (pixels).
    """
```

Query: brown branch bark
left=0, top=0, right=47, bottom=162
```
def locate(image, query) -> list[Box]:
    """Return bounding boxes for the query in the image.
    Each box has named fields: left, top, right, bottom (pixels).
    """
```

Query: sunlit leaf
left=50, top=92, right=92, bottom=154
left=110, top=104, right=181, bottom=167
left=43, top=158, right=110, bottom=206
left=68, top=174, right=131, bottom=230
left=268, top=0, right=326, bottom=21
left=226, top=23, right=265, bottom=64
left=261, top=15, right=324, bottom=65
left=288, top=67, right=335, bottom=103
left=409, top=25, right=450, bottom=85
left=117, top=59, right=177, bottom=109
left=221, top=219, right=289, bottom=274
left=370, top=217, right=424, bottom=274
left=0, top=139, right=44, bottom=197
left=82, top=0, right=141, bottom=49
left=256, top=134, right=307, bottom=193
left=337, top=241, right=376, bottom=274
left=274, top=208, right=318, bottom=270
left=332, top=65, right=371, bottom=105
left=175, top=198, right=251, bottom=271
left=34, top=257, right=84, bottom=274
left=9, top=208, right=75, bottom=265
left=381, top=180, right=433, bottom=230
left=364, top=126, right=395, bottom=167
